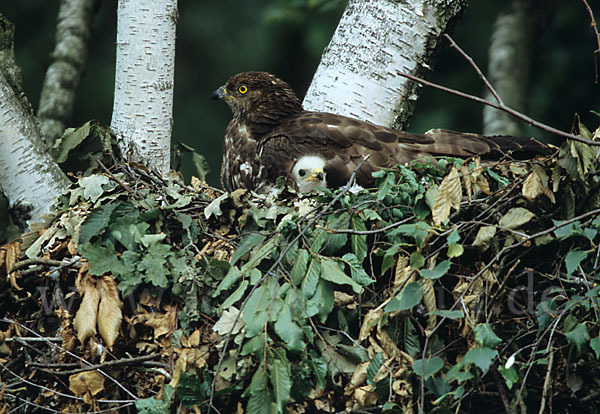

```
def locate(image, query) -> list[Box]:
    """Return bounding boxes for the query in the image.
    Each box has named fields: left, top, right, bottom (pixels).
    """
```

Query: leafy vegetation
left=1, top=121, right=600, bottom=413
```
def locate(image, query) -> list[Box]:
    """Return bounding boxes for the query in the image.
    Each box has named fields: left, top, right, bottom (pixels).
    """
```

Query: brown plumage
left=212, top=71, right=548, bottom=192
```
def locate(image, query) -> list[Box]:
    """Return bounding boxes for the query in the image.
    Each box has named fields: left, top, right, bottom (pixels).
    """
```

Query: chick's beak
left=306, top=169, right=324, bottom=182
left=211, top=85, right=228, bottom=100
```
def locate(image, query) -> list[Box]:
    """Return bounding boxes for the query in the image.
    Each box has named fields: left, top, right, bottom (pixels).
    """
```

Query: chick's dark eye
left=298, top=169, right=306, bottom=177
left=238, top=85, right=248, bottom=94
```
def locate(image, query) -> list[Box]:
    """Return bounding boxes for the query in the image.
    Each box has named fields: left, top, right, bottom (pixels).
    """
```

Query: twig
left=397, top=35, right=600, bottom=145
left=4, top=336, right=62, bottom=343
left=581, top=0, right=600, bottom=84
left=97, top=159, right=135, bottom=195
left=538, top=345, right=555, bottom=414
left=9, top=257, right=80, bottom=273
left=0, top=318, right=139, bottom=400
left=33, top=353, right=161, bottom=376
left=444, top=34, right=504, bottom=105
left=419, top=206, right=600, bottom=409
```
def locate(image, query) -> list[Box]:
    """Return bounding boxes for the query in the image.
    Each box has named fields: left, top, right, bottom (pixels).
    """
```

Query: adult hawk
left=212, top=72, right=547, bottom=193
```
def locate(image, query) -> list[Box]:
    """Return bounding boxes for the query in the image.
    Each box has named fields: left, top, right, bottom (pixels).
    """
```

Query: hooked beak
left=211, top=85, right=228, bottom=100
left=306, top=169, right=324, bottom=182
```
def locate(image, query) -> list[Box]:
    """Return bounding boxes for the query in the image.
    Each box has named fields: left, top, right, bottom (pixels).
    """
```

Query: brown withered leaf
left=472, top=226, right=497, bottom=252
left=73, top=275, right=100, bottom=344
left=2, top=242, right=22, bottom=290
left=394, top=255, right=412, bottom=291
left=522, top=167, right=555, bottom=203
left=69, top=370, right=105, bottom=401
left=97, top=276, right=123, bottom=350
left=432, top=166, right=462, bottom=226
left=358, top=309, right=383, bottom=342
left=422, top=279, right=437, bottom=333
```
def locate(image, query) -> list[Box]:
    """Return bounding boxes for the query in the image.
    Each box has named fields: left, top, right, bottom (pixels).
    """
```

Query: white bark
left=303, top=0, right=466, bottom=130
left=483, top=0, right=532, bottom=136
left=0, top=71, right=70, bottom=225
left=110, top=0, right=177, bottom=177
left=37, top=0, right=94, bottom=145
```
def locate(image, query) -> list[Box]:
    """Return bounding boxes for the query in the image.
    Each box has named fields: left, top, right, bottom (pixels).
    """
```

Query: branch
left=397, top=34, right=600, bottom=146
left=581, top=0, right=600, bottom=84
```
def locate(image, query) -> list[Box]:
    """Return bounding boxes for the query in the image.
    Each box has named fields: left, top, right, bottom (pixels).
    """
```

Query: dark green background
left=3, top=0, right=599, bottom=187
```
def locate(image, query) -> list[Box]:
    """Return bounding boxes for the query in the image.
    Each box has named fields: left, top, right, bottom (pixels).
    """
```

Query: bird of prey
left=212, top=71, right=547, bottom=193
left=292, top=155, right=327, bottom=193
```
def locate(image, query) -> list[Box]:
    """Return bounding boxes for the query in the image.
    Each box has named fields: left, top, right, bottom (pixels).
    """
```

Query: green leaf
left=309, top=352, right=327, bottom=389
left=565, top=250, right=588, bottom=276
left=498, top=365, right=518, bottom=390
left=420, top=260, right=451, bottom=279
left=242, top=238, right=277, bottom=274
left=204, top=193, right=228, bottom=219
left=274, top=303, right=305, bottom=351
left=385, top=282, right=423, bottom=312
left=590, top=336, right=600, bottom=359
left=319, top=258, right=362, bottom=294
left=192, top=152, right=211, bottom=181
left=79, top=174, right=110, bottom=202
left=52, top=120, right=93, bottom=163
left=393, top=222, right=430, bottom=247
left=464, top=347, right=498, bottom=373
left=341, top=253, right=375, bottom=286
left=220, top=280, right=249, bottom=310
left=565, top=322, right=590, bottom=352
left=447, top=229, right=461, bottom=244
left=366, top=353, right=385, bottom=382
left=245, top=369, right=276, bottom=414
left=553, top=220, right=583, bottom=239
left=270, top=352, right=292, bottom=413
left=427, top=310, right=464, bottom=320
left=80, top=241, right=129, bottom=277
left=447, top=243, right=464, bottom=258
left=290, top=249, right=309, bottom=286
left=351, top=216, right=368, bottom=262
left=410, top=251, right=425, bottom=269
left=231, top=233, right=267, bottom=266
left=376, top=171, right=396, bottom=200
left=79, top=202, right=120, bottom=245
left=474, top=323, right=502, bottom=348
left=176, top=372, right=208, bottom=404
left=301, top=258, right=320, bottom=298
left=412, top=357, right=443, bottom=378
left=307, top=279, right=334, bottom=322
left=214, top=266, right=243, bottom=297
left=242, top=286, right=271, bottom=337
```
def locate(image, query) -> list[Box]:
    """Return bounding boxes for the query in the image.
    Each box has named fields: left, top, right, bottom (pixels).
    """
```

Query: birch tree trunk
left=0, top=17, right=70, bottom=226
left=110, top=0, right=177, bottom=177
left=37, top=0, right=94, bottom=146
left=483, top=0, right=533, bottom=136
left=303, top=0, right=467, bottom=130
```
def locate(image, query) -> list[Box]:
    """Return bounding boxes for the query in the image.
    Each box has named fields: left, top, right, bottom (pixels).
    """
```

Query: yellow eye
left=238, top=85, right=248, bottom=94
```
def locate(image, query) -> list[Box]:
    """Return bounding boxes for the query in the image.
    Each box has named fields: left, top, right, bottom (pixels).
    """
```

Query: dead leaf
left=358, top=309, right=382, bottom=342
left=432, top=166, right=462, bottom=226
left=394, top=255, right=412, bottom=290
left=499, top=207, right=536, bottom=230
left=472, top=226, right=497, bottom=252
left=69, top=370, right=105, bottom=401
left=73, top=275, right=99, bottom=344
left=97, top=276, right=122, bottom=350
left=522, top=167, right=555, bottom=203
left=334, top=291, right=355, bottom=306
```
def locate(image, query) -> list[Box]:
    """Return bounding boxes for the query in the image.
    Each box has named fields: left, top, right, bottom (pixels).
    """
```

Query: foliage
left=2, top=122, right=600, bottom=413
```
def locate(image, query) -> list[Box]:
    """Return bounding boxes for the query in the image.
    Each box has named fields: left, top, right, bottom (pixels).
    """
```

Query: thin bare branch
left=581, top=0, right=600, bottom=84
left=444, top=34, right=504, bottom=105
left=396, top=70, right=599, bottom=146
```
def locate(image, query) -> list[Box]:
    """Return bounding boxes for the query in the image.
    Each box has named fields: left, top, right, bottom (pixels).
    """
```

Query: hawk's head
left=292, top=155, right=327, bottom=193
left=211, top=72, right=303, bottom=122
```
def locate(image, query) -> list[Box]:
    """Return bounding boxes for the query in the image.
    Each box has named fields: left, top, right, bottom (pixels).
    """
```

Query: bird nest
left=1, top=122, right=600, bottom=413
